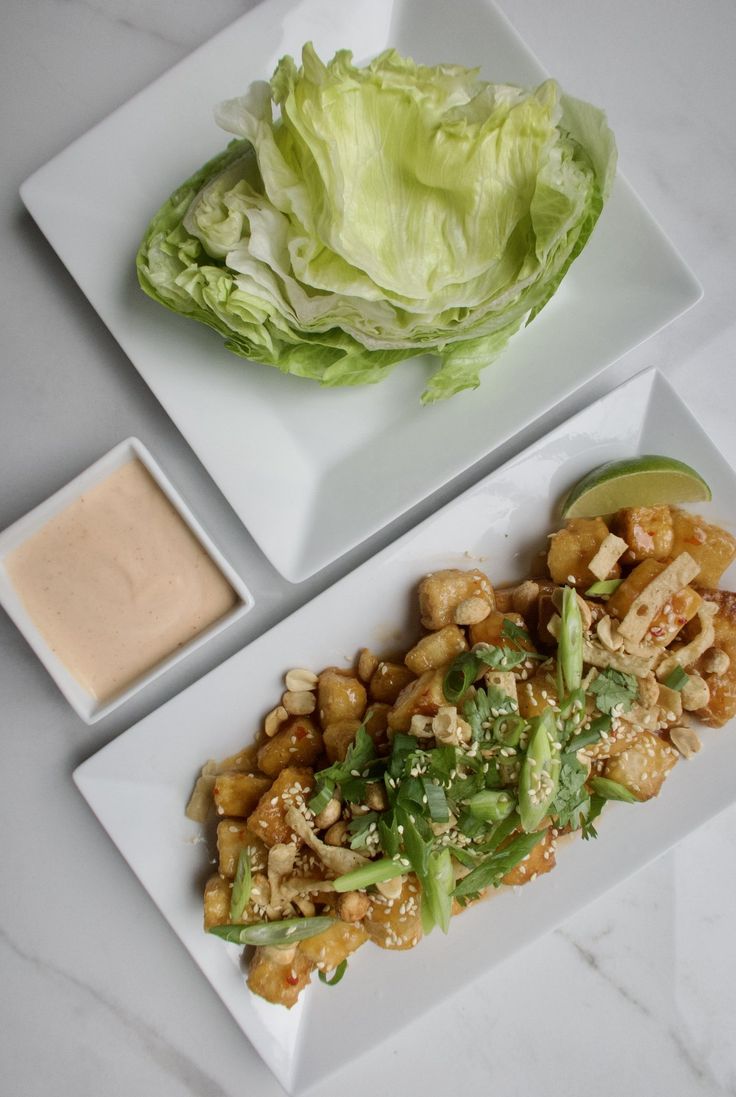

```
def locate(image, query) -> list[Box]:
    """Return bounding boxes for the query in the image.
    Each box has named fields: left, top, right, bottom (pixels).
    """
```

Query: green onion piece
left=318, top=959, right=348, bottom=986
left=664, top=665, right=690, bottom=691
left=585, top=579, right=622, bottom=597
left=421, top=848, right=454, bottom=935
left=589, top=776, right=639, bottom=804
left=468, top=789, right=516, bottom=823
left=518, top=708, right=561, bottom=833
left=421, top=778, right=449, bottom=823
left=308, top=784, right=334, bottom=816
left=493, top=715, right=526, bottom=747
left=332, top=858, right=407, bottom=893
left=209, top=916, right=335, bottom=947
left=229, top=848, right=252, bottom=921
left=443, top=653, right=480, bottom=703
left=566, top=714, right=612, bottom=753
left=453, top=830, right=547, bottom=900
left=559, top=586, right=583, bottom=695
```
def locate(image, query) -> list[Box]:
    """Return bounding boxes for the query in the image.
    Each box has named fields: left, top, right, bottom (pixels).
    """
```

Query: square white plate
left=74, top=370, right=736, bottom=1094
left=0, top=437, right=253, bottom=723
left=21, top=0, right=701, bottom=583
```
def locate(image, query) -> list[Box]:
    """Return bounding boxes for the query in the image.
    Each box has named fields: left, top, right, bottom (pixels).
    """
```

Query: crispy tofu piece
left=468, top=610, right=537, bottom=654
left=299, top=920, right=368, bottom=971
left=216, top=820, right=268, bottom=878
left=670, top=509, right=736, bottom=586
left=317, top=668, right=367, bottom=726
left=502, top=828, right=557, bottom=886
left=369, top=661, right=415, bottom=705
left=418, top=569, right=494, bottom=630
left=246, top=767, right=315, bottom=848
left=607, top=559, right=702, bottom=646
left=203, top=874, right=231, bottom=930
left=404, top=625, right=468, bottom=675
left=364, top=875, right=423, bottom=950
left=322, top=718, right=362, bottom=762
left=613, top=506, right=674, bottom=563
left=603, top=730, right=678, bottom=801
left=517, top=667, right=558, bottom=719
left=387, top=667, right=450, bottom=732
left=247, top=947, right=314, bottom=1008
left=256, top=716, right=324, bottom=777
left=693, top=588, right=736, bottom=727
left=547, top=517, right=618, bottom=587
left=212, top=772, right=272, bottom=818
left=217, top=743, right=260, bottom=773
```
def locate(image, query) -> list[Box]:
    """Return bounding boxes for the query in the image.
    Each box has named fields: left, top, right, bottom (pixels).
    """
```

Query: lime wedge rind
left=561, top=455, right=712, bottom=518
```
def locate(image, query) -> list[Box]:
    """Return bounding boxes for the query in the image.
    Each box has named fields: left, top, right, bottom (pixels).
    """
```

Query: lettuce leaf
left=137, top=44, right=616, bottom=402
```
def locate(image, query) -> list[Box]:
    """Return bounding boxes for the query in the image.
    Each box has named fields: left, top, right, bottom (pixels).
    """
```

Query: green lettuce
left=137, top=44, right=616, bottom=402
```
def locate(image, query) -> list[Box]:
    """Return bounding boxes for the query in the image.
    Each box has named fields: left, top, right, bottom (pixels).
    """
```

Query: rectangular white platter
left=74, top=370, right=736, bottom=1094
left=21, top=0, right=701, bottom=583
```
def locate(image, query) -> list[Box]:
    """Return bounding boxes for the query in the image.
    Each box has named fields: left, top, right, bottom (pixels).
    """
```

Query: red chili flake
left=294, top=724, right=308, bottom=740
left=286, top=971, right=299, bottom=985
left=649, top=626, right=665, bottom=638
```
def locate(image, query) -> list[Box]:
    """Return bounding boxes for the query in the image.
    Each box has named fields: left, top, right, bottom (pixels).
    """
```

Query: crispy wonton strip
left=582, top=638, right=658, bottom=677
left=588, top=533, right=628, bottom=582
left=656, top=601, right=718, bottom=680
left=617, top=552, right=700, bottom=644
left=185, top=760, right=217, bottom=822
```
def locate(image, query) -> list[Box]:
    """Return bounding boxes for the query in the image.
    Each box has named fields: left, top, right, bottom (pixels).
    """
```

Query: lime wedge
left=561, top=455, right=711, bottom=518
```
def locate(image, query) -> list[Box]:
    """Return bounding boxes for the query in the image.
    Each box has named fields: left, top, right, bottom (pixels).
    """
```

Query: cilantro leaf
left=581, top=793, right=606, bottom=840
left=309, top=725, right=377, bottom=810
left=588, top=668, right=638, bottom=715
left=501, top=618, right=532, bottom=646
left=551, top=754, right=590, bottom=830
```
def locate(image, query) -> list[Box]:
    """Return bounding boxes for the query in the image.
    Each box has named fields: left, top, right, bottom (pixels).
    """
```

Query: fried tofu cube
left=323, top=718, right=362, bottom=762
left=693, top=588, right=736, bottom=727
left=246, top=766, right=315, bottom=847
left=364, top=875, right=423, bottom=950
left=387, top=667, right=449, bottom=732
left=299, top=920, right=368, bottom=971
left=468, top=609, right=537, bottom=653
left=603, top=730, right=678, bottom=801
left=369, top=661, right=415, bottom=704
left=502, top=828, right=557, bottom=886
left=613, top=505, right=674, bottom=563
left=256, top=716, right=324, bottom=777
left=547, top=517, right=618, bottom=587
left=404, top=626, right=468, bottom=675
left=216, top=820, right=268, bottom=878
left=418, top=569, right=494, bottom=630
left=247, top=947, right=314, bottom=1008
left=212, top=772, right=272, bottom=818
left=606, top=559, right=702, bottom=646
left=203, top=874, right=231, bottom=930
left=317, top=668, right=367, bottom=726
left=517, top=667, right=558, bottom=719
left=670, top=509, right=736, bottom=586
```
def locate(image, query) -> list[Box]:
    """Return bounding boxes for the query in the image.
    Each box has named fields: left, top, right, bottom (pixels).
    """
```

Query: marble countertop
left=2, top=1, right=735, bottom=1094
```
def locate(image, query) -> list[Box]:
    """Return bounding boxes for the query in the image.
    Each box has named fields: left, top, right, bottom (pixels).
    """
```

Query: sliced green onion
left=664, top=665, right=690, bottom=691
left=422, top=777, right=449, bottom=823
left=453, top=830, right=547, bottom=899
left=585, top=579, right=622, bottom=597
left=566, top=714, right=612, bottom=753
left=421, top=848, right=454, bottom=935
left=559, top=586, right=583, bottom=695
left=308, top=784, right=334, bottom=816
left=589, top=776, right=639, bottom=804
left=333, top=858, right=407, bottom=893
left=518, top=708, right=560, bottom=833
left=229, top=848, right=252, bottom=921
left=209, top=916, right=335, bottom=947
left=318, top=959, right=348, bottom=986
left=468, top=789, right=516, bottom=823
left=443, top=653, right=480, bottom=703
left=493, top=714, right=526, bottom=747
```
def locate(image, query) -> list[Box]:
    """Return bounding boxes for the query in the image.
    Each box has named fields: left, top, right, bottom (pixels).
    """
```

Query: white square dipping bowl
left=0, top=438, right=253, bottom=723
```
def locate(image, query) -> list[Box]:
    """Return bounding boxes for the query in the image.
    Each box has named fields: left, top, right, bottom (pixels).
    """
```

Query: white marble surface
left=1, top=1, right=735, bottom=1095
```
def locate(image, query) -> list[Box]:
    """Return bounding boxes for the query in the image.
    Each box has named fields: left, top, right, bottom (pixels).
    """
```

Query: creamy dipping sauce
left=6, top=459, right=238, bottom=701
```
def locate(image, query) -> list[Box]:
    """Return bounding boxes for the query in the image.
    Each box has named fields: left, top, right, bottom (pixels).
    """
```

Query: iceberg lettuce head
left=137, top=44, right=616, bottom=402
